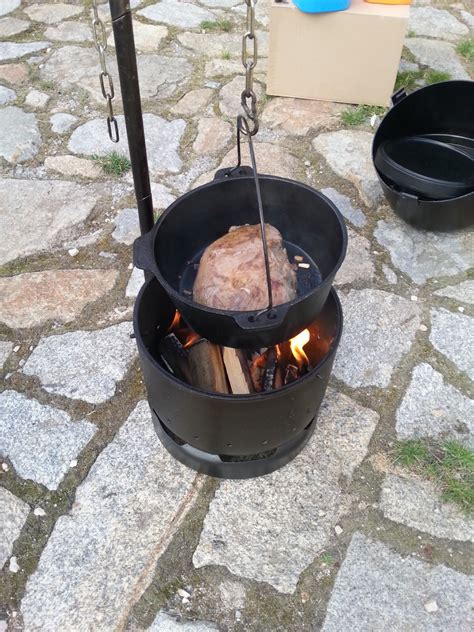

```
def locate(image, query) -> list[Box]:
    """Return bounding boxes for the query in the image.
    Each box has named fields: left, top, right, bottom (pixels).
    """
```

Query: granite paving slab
left=0, top=179, right=103, bottom=265
left=193, top=389, right=378, bottom=593
left=0, top=390, right=96, bottom=490
left=21, top=402, right=202, bottom=632
left=381, top=474, right=473, bottom=542
left=396, top=363, right=473, bottom=445
left=23, top=322, right=137, bottom=404
left=322, top=533, right=474, bottom=631
left=0, top=487, right=29, bottom=568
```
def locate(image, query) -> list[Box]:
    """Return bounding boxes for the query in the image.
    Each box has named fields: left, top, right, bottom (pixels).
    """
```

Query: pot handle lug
left=213, top=165, right=254, bottom=180
left=232, top=305, right=289, bottom=331
left=391, top=87, right=407, bottom=107
left=133, top=230, right=156, bottom=273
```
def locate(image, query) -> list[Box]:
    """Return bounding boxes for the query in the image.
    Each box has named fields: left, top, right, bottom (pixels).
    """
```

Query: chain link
left=241, top=0, right=259, bottom=136
left=91, top=0, right=119, bottom=142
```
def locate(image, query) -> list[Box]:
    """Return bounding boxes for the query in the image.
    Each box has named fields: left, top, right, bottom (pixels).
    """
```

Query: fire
left=168, top=310, right=181, bottom=332
left=290, top=328, right=310, bottom=369
left=183, top=332, right=201, bottom=349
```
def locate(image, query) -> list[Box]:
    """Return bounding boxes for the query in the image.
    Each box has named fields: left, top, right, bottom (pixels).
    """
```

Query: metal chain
left=91, top=0, right=119, bottom=142
left=241, top=0, right=259, bottom=136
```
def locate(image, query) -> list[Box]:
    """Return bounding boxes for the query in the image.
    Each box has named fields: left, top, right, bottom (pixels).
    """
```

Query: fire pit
left=105, top=0, right=346, bottom=479
left=134, top=278, right=342, bottom=478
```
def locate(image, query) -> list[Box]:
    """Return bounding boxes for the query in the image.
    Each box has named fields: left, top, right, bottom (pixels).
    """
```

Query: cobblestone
left=0, top=106, right=42, bottom=163
left=334, top=289, right=421, bottom=388
left=0, top=390, right=96, bottom=490
left=0, top=16, right=29, bottom=37
left=138, top=0, right=215, bottom=28
left=23, top=2, right=83, bottom=23
left=313, top=131, right=382, bottom=207
left=69, top=114, right=186, bottom=175
left=374, top=218, right=474, bottom=284
left=396, top=363, right=473, bottom=445
left=0, top=341, right=13, bottom=369
left=193, top=389, right=378, bottom=593
left=0, top=269, right=118, bottom=329
left=404, top=38, right=470, bottom=80
left=430, top=309, right=474, bottom=380
left=23, top=322, right=137, bottom=404
left=20, top=401, right=201, bottom=632
left=0, top=179, right=102, bottom=265
left=0, top=84, right=15, bottom=104
left=381, top=474, right=473, bottom=542
left=322, top=533, right=474, bottom=631
left=0, top=487, right=29, bottom=568
left=408, top=7, right=468, bottom=41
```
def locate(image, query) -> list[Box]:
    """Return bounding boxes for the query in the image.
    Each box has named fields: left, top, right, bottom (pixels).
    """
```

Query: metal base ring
left=152, top=410, right=317, bottom=479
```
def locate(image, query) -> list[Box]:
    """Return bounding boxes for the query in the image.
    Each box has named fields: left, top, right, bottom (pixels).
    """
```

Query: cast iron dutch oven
left=134, top=170, right=347, bottom=348
left=373, top=80, right=474, bottom=231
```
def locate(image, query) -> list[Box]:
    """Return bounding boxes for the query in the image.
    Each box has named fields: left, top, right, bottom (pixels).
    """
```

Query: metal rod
left=109, top=0, right=154, bottom=236
left=238, top=115, right=274, bottom=314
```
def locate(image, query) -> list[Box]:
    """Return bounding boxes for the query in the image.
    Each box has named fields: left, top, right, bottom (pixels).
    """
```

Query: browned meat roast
left=193, top=223, right=297, bottom=311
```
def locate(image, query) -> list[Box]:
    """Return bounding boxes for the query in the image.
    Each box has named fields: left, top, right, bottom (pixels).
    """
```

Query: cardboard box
left=267, top=0, right=409, bottom=106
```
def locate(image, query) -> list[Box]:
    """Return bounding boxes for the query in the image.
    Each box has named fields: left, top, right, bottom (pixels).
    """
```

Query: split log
left=263, top=348, right=277, bottom=391
left=188, top=339, right=229, bottom=393
left=248, top=350, right=268, bottom=392
left=284, top=363, right=299, bottom=385
left=274, top=366, right=283, bottom=390
left=222, top=347, right=253, bottom=394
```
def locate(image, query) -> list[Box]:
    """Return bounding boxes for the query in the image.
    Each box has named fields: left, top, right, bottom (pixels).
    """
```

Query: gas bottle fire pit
left=134, top=278, right=342, bottom=478
left=105, top=0, right=346, bottom=478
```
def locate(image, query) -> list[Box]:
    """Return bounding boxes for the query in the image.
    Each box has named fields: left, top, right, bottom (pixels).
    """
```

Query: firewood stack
left=158, top=312, right=332, bottom=395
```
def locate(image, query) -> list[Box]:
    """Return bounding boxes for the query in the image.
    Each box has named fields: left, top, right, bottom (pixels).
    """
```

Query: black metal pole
left=109, top=0, right=154, bottom=236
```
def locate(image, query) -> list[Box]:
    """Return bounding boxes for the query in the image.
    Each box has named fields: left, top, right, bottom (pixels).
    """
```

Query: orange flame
left=168, top=310, right=181, bottom=332
left=290, top=329, right=310, bottom=368
left=183, top=332, right=201, bottom=349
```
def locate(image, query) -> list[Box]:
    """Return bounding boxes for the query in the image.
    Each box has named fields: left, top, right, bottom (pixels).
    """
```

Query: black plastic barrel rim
left=375, top=136, right=474, bottom=200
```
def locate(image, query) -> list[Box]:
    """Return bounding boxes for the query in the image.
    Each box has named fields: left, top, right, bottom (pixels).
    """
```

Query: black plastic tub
left=373, top=80, right=474, bottom=231
left=133, top=277, right=343, bottom=479
left=134, top=172, right=347, bottom=348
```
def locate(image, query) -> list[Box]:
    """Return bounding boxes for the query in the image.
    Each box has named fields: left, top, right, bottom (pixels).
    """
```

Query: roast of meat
left=193, top=224, right=297, bottom=311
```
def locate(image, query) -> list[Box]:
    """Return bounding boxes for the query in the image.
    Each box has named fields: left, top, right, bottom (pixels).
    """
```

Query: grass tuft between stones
left=319, top=552, right=335, bottom=566
left=200, top=18, right=233, bottom=33
left=424, top=69, right=452, bottom=84
left=456, top=38, right=474, bottom=62
left=394, top=439, right=474, bottom=515
left=92, top=151, right=131, bottom=176
left=395, top=68, right=452, bottom=92
left=340, top=104, right=387, bottom=126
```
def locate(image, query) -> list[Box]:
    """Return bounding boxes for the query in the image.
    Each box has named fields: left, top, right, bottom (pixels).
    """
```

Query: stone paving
left=0, top=1, right=472, bottom=631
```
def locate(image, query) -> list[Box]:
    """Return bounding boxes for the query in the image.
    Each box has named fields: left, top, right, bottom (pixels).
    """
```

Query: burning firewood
left=188, top=339, right=229, bottom=393
left=263, top=348, right=277, bottom=391
left=284, top=364, right=299, bottom=385
left=222, top=347, right=253, bottom=394
left=248, top=350, right=268, bottom=392
left=274, top=366, right=283, bottom=390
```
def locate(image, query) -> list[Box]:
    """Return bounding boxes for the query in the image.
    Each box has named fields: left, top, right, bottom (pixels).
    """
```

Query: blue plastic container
left=292, top=0, right=350, bottom=13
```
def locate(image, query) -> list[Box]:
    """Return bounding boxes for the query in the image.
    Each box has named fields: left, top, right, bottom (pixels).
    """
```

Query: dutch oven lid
left=374, top=136, right=474, bottom=200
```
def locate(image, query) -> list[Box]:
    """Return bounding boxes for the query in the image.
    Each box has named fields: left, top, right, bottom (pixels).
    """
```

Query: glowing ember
left=290, top=328, right=310, bottom=368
